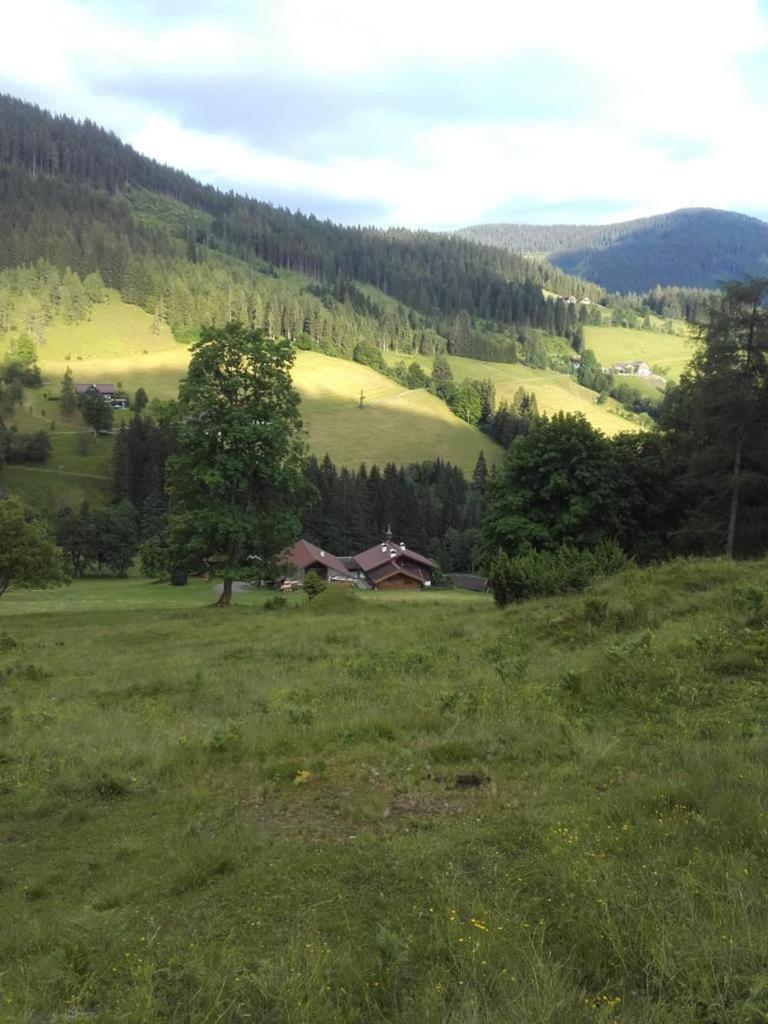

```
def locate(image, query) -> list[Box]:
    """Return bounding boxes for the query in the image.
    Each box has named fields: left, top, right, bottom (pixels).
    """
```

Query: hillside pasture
left=390, top=352, right=640, bottom=435
left=2, top=559, right=768, bottom=1022
left=293, top=351, right=501, bottom=470
left=4, top=297, right=500, bottom=512
left=585, top=324, right=693, bottom=378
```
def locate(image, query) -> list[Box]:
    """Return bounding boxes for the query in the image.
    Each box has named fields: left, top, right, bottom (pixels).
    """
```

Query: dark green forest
left=0, top=94, right=600, bottom=363
left=459, top=208, right=768, bottom=292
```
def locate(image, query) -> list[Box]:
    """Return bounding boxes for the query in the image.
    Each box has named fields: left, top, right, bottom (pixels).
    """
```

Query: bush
left=488, top=542, right=628, bottom=606
left=2, top=429, right=51, bottom=463
left=352, top=342, right=387, bottom=374
left=302, top=570, right=327, bottom=601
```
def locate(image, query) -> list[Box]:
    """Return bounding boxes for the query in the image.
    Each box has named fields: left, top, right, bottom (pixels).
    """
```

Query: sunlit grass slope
left=2, top=558, right=768, bottom=1022
left=585, top=324, right=693, bottom=378
left=293, top=351, right=501, bottom=470
left=3, top=297, right=499, bottom=509
left=391, top=352, right=639, bottom=436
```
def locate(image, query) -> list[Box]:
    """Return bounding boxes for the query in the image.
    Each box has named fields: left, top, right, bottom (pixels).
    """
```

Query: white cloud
left=2, top=0, right=768, bottom=226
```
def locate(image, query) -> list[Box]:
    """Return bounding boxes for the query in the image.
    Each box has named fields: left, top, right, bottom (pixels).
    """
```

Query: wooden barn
left=352, top=539, right=436, bottom=590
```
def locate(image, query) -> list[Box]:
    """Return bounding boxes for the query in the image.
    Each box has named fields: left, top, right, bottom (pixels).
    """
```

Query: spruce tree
left=60, top=367, right=77, bottom=418
left=431, top=352, right=454, bottom=401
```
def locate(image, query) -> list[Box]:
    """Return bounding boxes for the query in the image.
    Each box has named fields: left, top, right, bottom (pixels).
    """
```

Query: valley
left=4, top=286, right=684, bottom=510
left=2, top=39, right=768, bottom=1024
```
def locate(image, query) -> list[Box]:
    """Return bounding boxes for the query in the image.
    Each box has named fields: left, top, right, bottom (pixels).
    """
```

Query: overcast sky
left=3, top=0, right=768, bottom=228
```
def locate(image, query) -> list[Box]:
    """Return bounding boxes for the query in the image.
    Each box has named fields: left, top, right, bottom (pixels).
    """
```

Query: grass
left=2, top=559, right=768, bottom=1021
left=584, top=325, right=693, bottom=379
left=3, top=296, right=500, bottom=506
left=388, top=352, right=640, bottom=436
left=294, top=351, right=501, bottom=470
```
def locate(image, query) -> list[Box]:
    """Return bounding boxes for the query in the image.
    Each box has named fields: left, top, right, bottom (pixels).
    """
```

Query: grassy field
left=4, top=296, right=500, bottom=501
left=293, top=351, right=501, bottom=470
left=1, top=565, right=768, bottom=1019
left=2, top=560, right=768, bottom=1022
left=584, top=325, right=693, bottom=379
left=388, top=352, right=639, bottom=436
left=2, top=296, right=702, bottom=510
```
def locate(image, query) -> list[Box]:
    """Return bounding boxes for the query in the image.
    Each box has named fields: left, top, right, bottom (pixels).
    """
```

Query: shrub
left=352, top=342, right=387, bottom=374
left=488, top=542, right=628, bottom=606
left=264, top=594, right=288, bottom=611
left=303, top=570, right=327, bottom=601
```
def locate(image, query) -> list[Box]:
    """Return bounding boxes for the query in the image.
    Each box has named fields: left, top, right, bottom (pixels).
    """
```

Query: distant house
left=282, top=536, right=437, bottom=591
left=611, top=361, right=652, bottom=378
left=564, top=295, right=578, bottom=304
left=76, top=383, right=115, bottom=398
left=75, top=383, right=128, bottom=409
left=580, top=296, right=592, bottom=305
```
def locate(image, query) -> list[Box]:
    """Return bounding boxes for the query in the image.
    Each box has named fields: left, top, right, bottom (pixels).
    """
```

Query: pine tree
left=60, top=367, right=77, bottom=418
left=431, top=352, right=454, bottom=401
left=471, top=451, right=488, bottom=494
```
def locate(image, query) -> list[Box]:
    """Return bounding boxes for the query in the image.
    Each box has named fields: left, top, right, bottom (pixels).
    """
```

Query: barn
left=281, top=539, right=356, bottom=585
left=352, top=540, right=436, bottom=590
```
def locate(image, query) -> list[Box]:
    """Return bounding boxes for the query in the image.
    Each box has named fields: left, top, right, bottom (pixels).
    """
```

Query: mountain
left=0, top=93, right=649, bottom=511
left=0, top=92, right=602, bottom=363
left=458, top=208, right=768, bottom=293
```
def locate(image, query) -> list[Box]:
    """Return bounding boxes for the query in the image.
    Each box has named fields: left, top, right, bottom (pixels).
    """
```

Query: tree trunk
left=217, top=577, right=233, bottom=607
left=725, top=434, right=743, bottom=559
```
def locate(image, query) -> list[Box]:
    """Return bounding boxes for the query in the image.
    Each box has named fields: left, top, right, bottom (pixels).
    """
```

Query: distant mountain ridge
left=458, top=208, right=768, bottom=293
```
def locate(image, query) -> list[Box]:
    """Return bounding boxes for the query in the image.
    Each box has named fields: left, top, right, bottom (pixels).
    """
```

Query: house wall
left=375, top=575, right=421, bottom=591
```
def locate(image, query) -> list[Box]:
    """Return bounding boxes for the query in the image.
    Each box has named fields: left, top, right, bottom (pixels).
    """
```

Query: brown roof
left=354, top=541, right=435, bottom=573
left=75, top=383, right=116, bottom=395
left=283, top=539, right=354, bottom=579
left=367, top=561, right=428, bottom=584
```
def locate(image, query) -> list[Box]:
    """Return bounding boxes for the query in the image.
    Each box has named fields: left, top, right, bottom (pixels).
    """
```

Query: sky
left=3, top=0, right=768, bottom=229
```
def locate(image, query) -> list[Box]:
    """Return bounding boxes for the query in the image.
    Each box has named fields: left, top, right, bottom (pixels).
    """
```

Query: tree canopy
left=481, top=413, right=623, bottom=558
left=0, top=496, right=67, bottom=597
left=166, top=323, right=308, bottom=605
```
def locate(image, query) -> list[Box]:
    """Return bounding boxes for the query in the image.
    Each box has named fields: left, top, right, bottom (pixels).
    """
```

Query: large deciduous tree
left=78, top=389, right=114, bottom=432
left=166, top=323, right=308, bottom=606
left=481, top=412, right=622, bottom=559
left=0, top=496, right=67, bottom=597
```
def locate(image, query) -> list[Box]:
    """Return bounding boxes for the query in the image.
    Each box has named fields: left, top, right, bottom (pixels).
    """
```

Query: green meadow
left=2, top=559, right=768, bottom=1022
left=4, top=294, right=500, bottom=508
left=584, top=325, right=693, bottom=379
left=389, top=352, right=639, bottom=436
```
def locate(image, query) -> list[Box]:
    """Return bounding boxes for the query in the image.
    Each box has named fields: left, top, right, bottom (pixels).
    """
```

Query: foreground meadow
left=2, top=563, right=768, bottom=1023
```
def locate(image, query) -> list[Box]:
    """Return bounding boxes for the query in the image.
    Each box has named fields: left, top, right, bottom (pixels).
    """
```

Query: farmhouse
left=353, top=539, right=436, bottom=590
left=75, top=383, right=129, bottom=409
left=611, top=361, right=652, bottom=378
left=282, top=539, right=356, bottom=585
left=282, top=536, right=437, bottom=590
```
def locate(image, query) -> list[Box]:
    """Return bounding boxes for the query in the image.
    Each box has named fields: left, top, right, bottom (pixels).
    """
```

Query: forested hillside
left=459, top=208, right=768, bottom=292
left=0, top=93, right=602, bottom=364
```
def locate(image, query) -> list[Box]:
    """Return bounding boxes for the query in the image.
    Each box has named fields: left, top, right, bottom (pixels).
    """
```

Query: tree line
left=482, top=278, right=768, bottom=601
left=0, top=93, right=597, bottom=365
left=2, top=277, right=767, bottom=602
